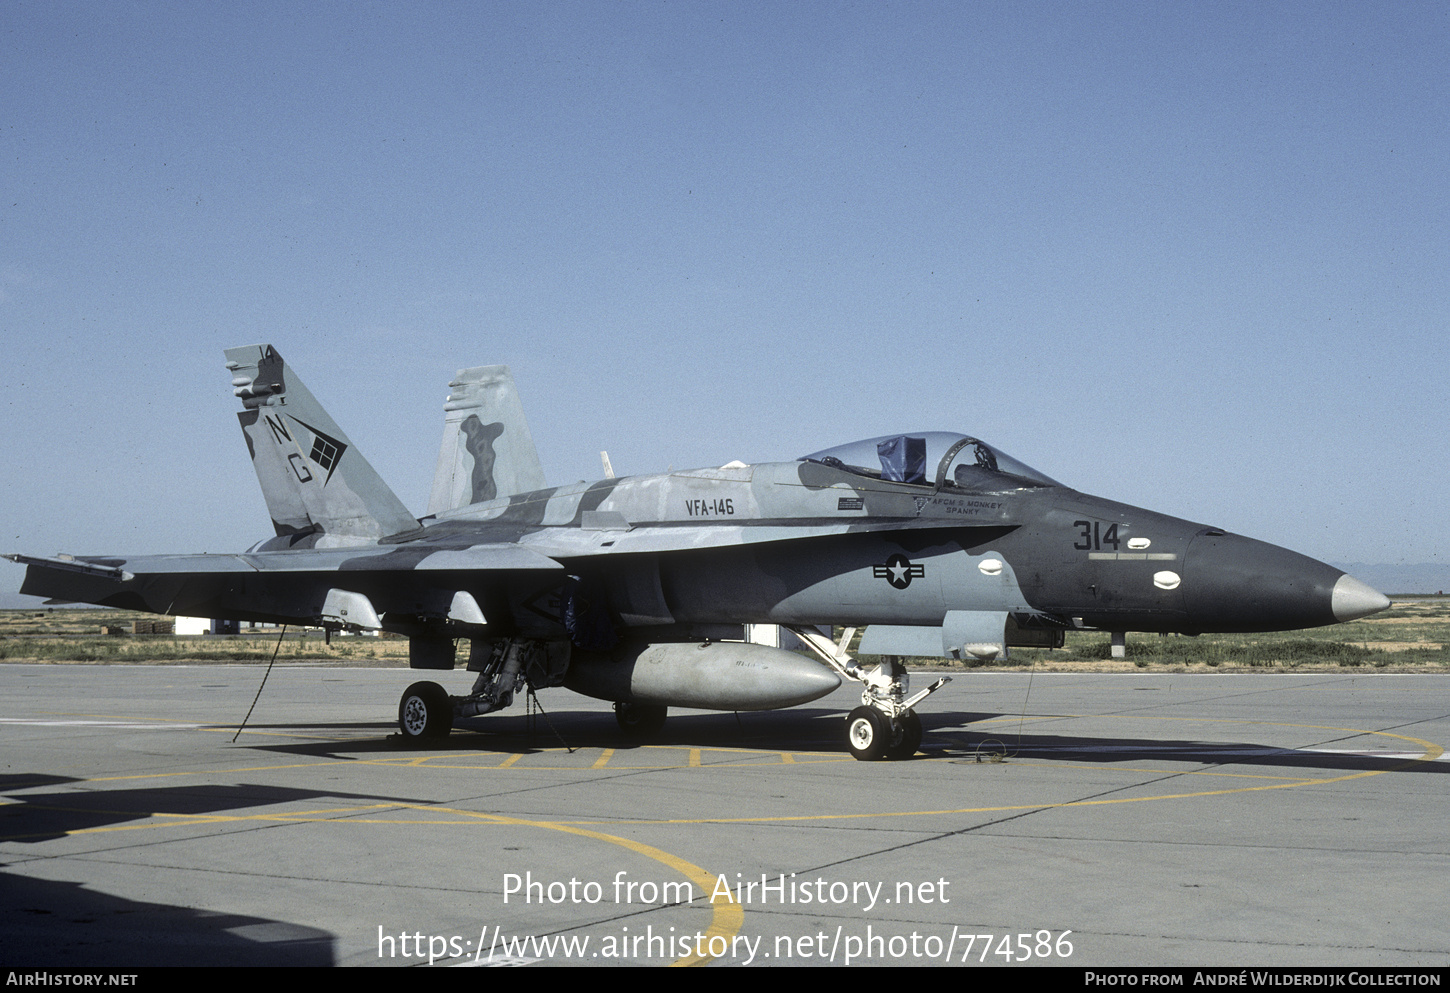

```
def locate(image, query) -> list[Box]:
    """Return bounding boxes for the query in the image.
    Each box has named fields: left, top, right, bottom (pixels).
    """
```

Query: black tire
left=886, top=710, right=923, bottom=760
left=845, top=706, right=891, bottom=761
left=615, top=701, right=667, bottom=738
left=398, top=681, right=451, bottom=741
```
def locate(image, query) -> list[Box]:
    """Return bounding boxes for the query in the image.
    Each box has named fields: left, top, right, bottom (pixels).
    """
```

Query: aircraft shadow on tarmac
left=0, top=870, right=334, bottom=966
left=231, top=707, right=1450, bottom=776
left=237, top=705, right=858, bottom=758
left=0, top=782, right=372, bottom=965
left=923, top=709, right=1450, bottom=775
left=0, top=782, right=434, bottom=844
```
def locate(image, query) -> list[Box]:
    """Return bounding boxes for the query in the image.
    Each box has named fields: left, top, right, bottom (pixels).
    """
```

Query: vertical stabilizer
left=225, top=344, right=419, bottom=538
left=427, top=365, right=547, bottom=515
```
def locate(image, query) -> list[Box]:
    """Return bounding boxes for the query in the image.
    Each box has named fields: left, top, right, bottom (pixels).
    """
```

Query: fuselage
left=304, top=432, right=1382, bottom=639
left=12, top=352, right=1391, bottom=749
left=21, top=432, right=1388, bottom=645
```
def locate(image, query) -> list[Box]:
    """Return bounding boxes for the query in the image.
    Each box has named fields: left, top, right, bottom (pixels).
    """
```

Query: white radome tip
left=1331, top=574, right=1391, bottom=622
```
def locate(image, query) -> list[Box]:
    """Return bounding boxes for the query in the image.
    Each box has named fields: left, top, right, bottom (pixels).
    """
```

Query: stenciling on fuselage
left=684, top=498, right=736, bottom=517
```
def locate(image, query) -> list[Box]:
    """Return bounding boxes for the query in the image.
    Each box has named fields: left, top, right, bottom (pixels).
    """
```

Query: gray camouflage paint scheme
left=460, top=416, right=505, bottom=504
left=10, top=345, right=1390, bottom=669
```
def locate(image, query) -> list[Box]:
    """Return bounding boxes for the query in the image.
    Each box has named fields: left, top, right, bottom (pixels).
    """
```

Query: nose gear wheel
left=790, top=626, right=947, bottom=761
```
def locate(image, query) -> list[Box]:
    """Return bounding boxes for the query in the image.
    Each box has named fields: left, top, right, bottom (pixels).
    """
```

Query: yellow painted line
left=24, top=716, right=360, bottom=743
left=116, top=721, right=1425, bottom=831
left=971, top=712, right=1429, bottom=734
left=0, top=759, right=358, bottom=790
left=0, top=801, right=408, bottom=841
left=1034, top=763, right=1332, bottom=782
left=3, top=737, right=1423, bottom=838
left=355, top=752, right=849, bottom=771
left=688, top=749, right=701, bottom=767
left=32, top=713, right=205, bottom=723
left=497, top=753, right=522, bottom=769
left=421, top=805, right=741, bottom=967
left=3, top=798, right=742, bottom=966
left=17, top=721, right=1438, bottom=839
left=591, top=748, right=614, bottom=770
left=0, top=798, right=741, bottom=963
left=5, top=716, right=1440, bottom=964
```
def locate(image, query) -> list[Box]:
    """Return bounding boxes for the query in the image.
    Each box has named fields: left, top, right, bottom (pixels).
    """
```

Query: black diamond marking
left=309, top=435, right=340, bottom=472
left=291, top=418, right=347, bottom=485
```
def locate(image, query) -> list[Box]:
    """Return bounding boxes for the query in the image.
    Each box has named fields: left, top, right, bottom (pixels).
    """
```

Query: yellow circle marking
left=4, top=712, right=1442, bottom=966
left=0, top=795, right=738, bottom=967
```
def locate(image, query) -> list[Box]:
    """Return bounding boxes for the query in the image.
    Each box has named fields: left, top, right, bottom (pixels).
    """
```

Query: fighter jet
left=7, top=345, right=1391, bottom=760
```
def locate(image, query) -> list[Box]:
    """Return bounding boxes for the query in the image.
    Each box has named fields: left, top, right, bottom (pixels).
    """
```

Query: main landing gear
left=396, top=639, right=561, bottom=744
left=398, top=681, right=451, bottom=742
left=394, top=630, right=944, bottom=761
left=790, top=627, right=948, bottom=762
left=396, top=675, right=672, bottom=745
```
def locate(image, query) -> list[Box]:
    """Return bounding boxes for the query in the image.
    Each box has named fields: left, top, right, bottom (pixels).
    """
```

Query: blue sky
left=3, top=1, right=1446, bottom=600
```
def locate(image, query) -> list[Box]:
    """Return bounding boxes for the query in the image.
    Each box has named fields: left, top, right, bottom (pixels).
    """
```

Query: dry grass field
left=894, top=597, right=1450, bottom=672
left=0, top=609, right=409, bottom=666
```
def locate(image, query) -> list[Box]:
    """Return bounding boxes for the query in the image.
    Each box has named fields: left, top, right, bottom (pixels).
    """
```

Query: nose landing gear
left=790, top=627, right=947, bottom=761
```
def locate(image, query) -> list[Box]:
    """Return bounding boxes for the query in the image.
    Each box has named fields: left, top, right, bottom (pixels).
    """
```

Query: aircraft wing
left=7, top=547, right=564, bottom=627
left=9, top=517, right=1008, bottom=631
left=9, top=546, right=563, bottom=576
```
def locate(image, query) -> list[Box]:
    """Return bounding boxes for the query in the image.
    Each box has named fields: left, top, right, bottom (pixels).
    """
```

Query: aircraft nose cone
left=1331, top=574, right=1391, bottom=622
left=1183, top=531, right=1346, bottom=632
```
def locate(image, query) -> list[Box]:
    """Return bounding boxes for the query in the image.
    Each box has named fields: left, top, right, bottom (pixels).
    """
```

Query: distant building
left=174, top=617, right=241, bottom=635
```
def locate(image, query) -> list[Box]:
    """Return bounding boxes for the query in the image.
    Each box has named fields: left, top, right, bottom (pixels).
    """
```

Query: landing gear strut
left=886, top=710, right=923, bottom=760
left=789, top=627, right=948, bottom=761
left=395, top=638, right=563, bottom=744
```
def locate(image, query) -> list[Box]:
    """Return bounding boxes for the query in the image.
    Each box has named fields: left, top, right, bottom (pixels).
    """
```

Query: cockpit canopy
left=799, top=432, right=1060, bottom=492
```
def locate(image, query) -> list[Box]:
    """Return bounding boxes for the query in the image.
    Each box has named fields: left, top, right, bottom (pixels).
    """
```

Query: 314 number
left=1073, top=520, right=1119, bottom=551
